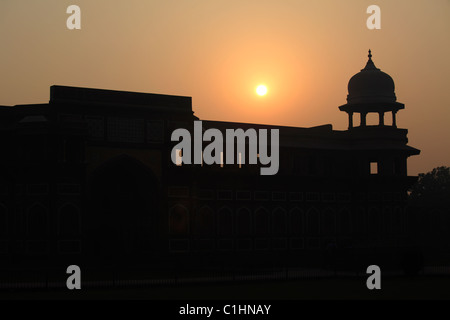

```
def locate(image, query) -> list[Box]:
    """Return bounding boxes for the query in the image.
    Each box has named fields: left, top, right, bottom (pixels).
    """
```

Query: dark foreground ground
left=1, top=275, right=450, bottom=300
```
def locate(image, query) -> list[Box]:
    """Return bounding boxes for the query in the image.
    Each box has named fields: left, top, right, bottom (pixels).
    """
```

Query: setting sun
left=256, top=85, right=268, bottom=96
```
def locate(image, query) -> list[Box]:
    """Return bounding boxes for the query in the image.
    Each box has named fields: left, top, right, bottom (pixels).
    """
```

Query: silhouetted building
left=0, top=51, right=420, bottom=273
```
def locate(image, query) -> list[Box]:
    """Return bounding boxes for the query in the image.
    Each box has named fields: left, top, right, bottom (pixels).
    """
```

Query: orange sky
left=0, top=0, right=449, bottom=175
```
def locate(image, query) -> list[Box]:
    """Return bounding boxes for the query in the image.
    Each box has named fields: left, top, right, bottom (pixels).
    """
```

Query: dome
left=347, top=50, right=396, bottom=104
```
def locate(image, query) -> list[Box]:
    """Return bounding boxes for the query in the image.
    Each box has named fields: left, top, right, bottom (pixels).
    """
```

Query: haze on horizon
left=0, top=0, right=449, bottom=176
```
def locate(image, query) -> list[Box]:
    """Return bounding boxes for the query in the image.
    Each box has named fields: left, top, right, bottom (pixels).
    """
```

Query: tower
left=338, top=50, right=420, bottom=178
left=339, top=50, right=404, bottom=129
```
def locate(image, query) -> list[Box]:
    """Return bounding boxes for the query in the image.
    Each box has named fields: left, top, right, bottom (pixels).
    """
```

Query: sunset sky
left=0, top=0, right=449, bottom=175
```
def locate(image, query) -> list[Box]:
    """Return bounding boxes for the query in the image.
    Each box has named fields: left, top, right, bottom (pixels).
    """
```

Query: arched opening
left=88, top=155, right=159, bottom=258
left=236, top=207, right=252, bottom=236
left=27, top=203, right=48, bottom=239
left=272, top=207, right=287, bottom=235
left=352, top=207, right=366, bottom=235
left=338, top=208, right=351, bottom=235
left=194, top=206, right=214, bottom=236
left=169, top=205, right=189, bottom=235
left=217, top=207, right=233, bottom=236
left=321, top=208, right=336, bottom=236
left=368, top=207, right=382, bottom=235
left=289, top=207, right=304, bottom=236
left=254, top=207, right=270, bottom=236
left=306, top=208, right=320, bottom=236
left=382, top=207, right=392, bottom=235
left=59, top=203, right=80, bottom=238
left=0, top=204, right=6, bottom=238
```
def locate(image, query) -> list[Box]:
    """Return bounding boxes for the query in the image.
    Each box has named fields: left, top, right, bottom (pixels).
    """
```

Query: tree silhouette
left=409, top=166, right=450, bottom=206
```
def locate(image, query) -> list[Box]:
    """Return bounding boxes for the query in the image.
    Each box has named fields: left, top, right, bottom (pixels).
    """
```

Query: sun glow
left=256, top=85, right=268, bottom=96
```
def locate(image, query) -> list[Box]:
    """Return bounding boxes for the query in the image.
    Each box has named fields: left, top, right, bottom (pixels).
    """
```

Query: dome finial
left=362, top=49, right=378, bottom=71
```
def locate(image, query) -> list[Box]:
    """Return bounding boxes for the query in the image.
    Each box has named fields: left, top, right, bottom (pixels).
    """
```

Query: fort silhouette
left=0, top=51, right=421, bottom=286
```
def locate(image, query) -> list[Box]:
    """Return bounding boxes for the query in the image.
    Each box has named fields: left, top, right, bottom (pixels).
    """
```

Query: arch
left=289, top=207, right=304, bottom=236
left=58, top=203, right=81, bottom=237
left=306, top=207, right=320, bottom=236
left=338, top=207, right=351, bottom=235
left=272, top=207, right=287, bottom=235
left=88, top=154, right=159, bottom=256
left=194, top=206, right=214, bottom=236
left=254, top=207, right=270, bottom=236
left=321, top=207, right=336, bottom=235
left=27, top=203, right=48, bottom=239
left=217, top=206, right=233, bottom=236
left=0, top=203, right=7, bottom=237
left=169, top=204, right=189, bottom=235
left=352, top=207, right=366, bottom=234
left=368, top=207, right=382, bottom=234
left=382, top=207, right=393, bottom=235
left=236, top=207, right=252, bottom=236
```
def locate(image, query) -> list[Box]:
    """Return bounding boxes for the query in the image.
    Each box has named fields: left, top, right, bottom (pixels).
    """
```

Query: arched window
left=169, top=205, right=189, bottom=235
left=272, top=207, right=287, bottom=235
left=352, top=207, right=366, bottom=234
left=0, top=204, right=6, bottom=238
left=194, top=206, right=214, bottom=236
left=217, top=207, right=233, bottom=236
left=289, top=207, right=304, bottom=236
left=254, top=207, right=270, bottom=236
left=236, top=207, right=252, bottom=236
left=382, top=207, right=392, bottom=235
left=306, top=207, right=320, bottom=236
left=59, top=203, right=80, bottom=237
left=321, top=207, right=336, bottom=235
left=368, top=207, right=381, bottom=235
left=338, top=208, right=351, bottom=235
left=28, top=203, right=48, bottom=239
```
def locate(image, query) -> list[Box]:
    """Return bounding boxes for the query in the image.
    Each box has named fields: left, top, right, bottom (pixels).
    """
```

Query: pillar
left=360, top=112, right=367, bottom=127
left=392, top=111, right=397, bottom=128
left=348, top=112, right=353, bottom=129
left=378, top=112, right=385, bottom=126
